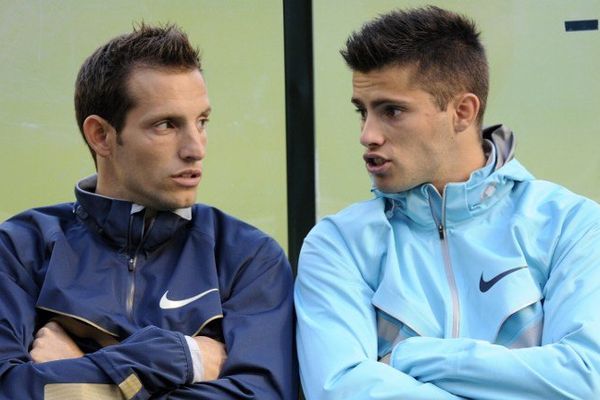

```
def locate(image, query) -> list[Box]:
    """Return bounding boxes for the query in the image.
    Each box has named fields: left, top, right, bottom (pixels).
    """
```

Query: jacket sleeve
left=1, top=219, right=297, bottom=400
left=0, top=224, right=194, bottom=399
left=153, top=240, right=298, bottom=400
left=295, top=219, right=464, bottom=400
left=387, top=223, right=600, bottom=400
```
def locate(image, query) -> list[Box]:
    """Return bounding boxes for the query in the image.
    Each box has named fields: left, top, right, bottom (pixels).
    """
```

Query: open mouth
left=364, top=156, right=387, bottom=167
left=176, top=171, right=201, bottom=179
left=172, top=170, right=202, bottom=187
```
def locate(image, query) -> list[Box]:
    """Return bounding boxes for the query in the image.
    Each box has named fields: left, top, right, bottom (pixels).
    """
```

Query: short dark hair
left=74, top=23, right=201, bottom=162
left=341, top=6, right=489, bottom=126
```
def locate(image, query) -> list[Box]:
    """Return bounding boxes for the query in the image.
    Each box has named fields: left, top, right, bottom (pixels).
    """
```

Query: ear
left=452, top=93, right=480, bottom=133
left=82, top=115, right=116, bottom=159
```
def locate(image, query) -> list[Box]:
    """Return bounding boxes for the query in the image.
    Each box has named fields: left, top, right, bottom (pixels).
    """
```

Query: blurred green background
left=1, top=1, right=599, bottom=252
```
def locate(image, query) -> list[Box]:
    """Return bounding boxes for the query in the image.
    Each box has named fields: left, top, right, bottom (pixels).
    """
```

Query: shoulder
left=189, top=203, right=285, bottom=260
left=512, top=180, right=600, bottom=258
left=306, top=197, right=389, bottom=243
left=514, top=179, right=600, bottom=220
left=0, top=203, right=76, bottom=271
left=1, top=203, right=75, bottom=239
left=489, top=159, right=600, bottom=226
left=301, top=198, right=391, bottom=274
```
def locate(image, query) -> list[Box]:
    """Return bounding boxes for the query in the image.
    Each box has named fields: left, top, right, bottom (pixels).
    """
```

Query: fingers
left=35, top=321, right=65, bottom=338
left=193, top=336, right=228, bottom=381
left=30, top=321, right=84, bottom=363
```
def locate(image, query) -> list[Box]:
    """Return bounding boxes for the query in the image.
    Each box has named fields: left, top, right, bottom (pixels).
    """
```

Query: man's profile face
left=351, top=64, right=457, bottom=193
left=104, top=67, right=210, bottom=210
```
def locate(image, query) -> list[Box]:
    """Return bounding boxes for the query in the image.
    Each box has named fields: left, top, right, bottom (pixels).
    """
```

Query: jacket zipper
left=125, top=213, right=154, bottom=320
left=429, top=192, right=461, bottom=338
left=126, top=255, right=137, bottom=318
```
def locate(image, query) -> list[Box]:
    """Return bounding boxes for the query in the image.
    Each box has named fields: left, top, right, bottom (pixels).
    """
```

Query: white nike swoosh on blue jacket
left=159, top=288, right=219, bottom=309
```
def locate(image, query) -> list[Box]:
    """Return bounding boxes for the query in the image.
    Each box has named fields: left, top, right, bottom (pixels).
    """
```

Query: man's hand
left=30, top=321, right=84, bottom=363
left=193, top=336, right=227, bottom=381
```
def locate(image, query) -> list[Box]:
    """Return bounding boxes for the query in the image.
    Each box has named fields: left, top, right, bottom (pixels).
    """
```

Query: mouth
left=173, top=170, right=202, bottom=179
left=364, top=155, right=387, bottom=167
left=363, top=154, right=390, bottom=174
left=171, top=169, right=202, bottom=187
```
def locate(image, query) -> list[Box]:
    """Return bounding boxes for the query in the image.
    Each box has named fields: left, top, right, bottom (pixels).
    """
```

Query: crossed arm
left=295, top=218, right=600, bottom=400
left=295, top=219, right=464, bottom=400
left=0, top=234, right=296, bottom=399
left=30, top=321, right=226, bottom=381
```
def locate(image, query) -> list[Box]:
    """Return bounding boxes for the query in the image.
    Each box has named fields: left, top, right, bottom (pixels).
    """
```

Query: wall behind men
left=0, top=1, right=288, bottom=249
left=2, top=1, right=598, bottom=250
left=314, top=0, right=600, bottom=218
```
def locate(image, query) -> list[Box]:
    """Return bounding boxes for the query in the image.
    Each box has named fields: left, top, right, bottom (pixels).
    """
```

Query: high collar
left=374, top=125, right=534, bottom=227
left=73, top=175, right=192, bottom=252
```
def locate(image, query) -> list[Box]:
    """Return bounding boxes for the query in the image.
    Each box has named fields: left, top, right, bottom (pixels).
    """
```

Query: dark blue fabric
left=0, top=182, right=297, bottom=399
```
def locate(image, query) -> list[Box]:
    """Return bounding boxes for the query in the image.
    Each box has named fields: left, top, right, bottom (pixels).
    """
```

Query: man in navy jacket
left=0, top=24, right=296, bottom=399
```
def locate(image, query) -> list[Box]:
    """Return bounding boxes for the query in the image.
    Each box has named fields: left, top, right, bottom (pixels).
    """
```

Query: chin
left=373, top=179, right=400, bottom=194
left=178, top=196, right=197, bottom=208
left=376, top=187, right=400, bottom=194
left=170, top=200, right=196, bottom=210
left=150, top=197, right=196, bottom=211
left=374, top=182, right=413, bottom=194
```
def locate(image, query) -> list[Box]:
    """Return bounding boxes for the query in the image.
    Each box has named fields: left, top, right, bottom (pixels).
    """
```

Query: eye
left=154, top=120, right=175, bottom=132
left=197, top=118, right=209, bottom=130
left=383, top=105, right=403, bottom=119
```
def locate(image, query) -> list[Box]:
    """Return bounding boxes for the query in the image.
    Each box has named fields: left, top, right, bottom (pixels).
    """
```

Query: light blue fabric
left=295, top=125, right=600, bottom=399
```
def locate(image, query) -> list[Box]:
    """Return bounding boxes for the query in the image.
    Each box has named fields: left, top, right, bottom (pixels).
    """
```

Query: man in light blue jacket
left=295, top=6, right=600, bottom=399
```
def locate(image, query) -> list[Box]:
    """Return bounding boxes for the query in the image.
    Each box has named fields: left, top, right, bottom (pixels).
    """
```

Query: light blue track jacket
left=295, top=125, right=600, bottom=400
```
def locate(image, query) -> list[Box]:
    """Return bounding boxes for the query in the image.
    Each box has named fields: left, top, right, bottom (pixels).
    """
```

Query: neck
left=95, top=165, right=120, bottom=199
left=433, top=134, right=486, bottom=194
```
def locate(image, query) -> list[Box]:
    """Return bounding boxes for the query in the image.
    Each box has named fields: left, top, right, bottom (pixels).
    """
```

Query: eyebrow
left=150, top=106, right=212, bottom=121
left=351, top=98, right=364, bottom=108
left=351, top=98, right=409, bottom=109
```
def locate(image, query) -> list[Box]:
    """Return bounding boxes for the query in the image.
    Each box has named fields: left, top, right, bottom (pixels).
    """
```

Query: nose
left=179, top=124, right=207, bottom=162
left=359, top=116, right=384, bottom=149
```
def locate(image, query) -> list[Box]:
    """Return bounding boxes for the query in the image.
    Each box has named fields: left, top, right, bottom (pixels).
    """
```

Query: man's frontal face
left=107, top=67, right=211, bottom=210
left=351, top=65, right=455, bottom=193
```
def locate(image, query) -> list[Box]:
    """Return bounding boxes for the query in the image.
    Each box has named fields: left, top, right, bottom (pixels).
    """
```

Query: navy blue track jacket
left=0, top=176, right=297, bottom=399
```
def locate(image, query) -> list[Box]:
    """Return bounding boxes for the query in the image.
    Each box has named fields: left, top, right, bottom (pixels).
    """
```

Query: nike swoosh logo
left=159, top=288, right=219, bottom=310
left=479, top=266, right=528, bottom=293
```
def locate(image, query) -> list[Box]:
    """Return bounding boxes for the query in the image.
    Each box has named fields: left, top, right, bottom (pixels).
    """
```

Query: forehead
left=126, top=67, right=208, bottom=109
left=351, top=64, right=430, bottom=104
left=353, top=64, right=418, bottom=88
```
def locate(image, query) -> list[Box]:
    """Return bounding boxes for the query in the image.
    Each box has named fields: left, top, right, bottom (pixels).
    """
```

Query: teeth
left=368, top=157, right=385, bottom=166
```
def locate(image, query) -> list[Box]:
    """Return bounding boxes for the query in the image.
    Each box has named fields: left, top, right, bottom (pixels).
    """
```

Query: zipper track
left=429, top=191, right=461, bottom=338
left=438, top=223, right=460, bottom=338
left=125, top=213, right=154, bottom=320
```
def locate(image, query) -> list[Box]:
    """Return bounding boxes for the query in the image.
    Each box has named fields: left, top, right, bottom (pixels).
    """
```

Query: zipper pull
left=128, top=257, right=137, bottom=272
left=438, top=224, right=445, bottom=240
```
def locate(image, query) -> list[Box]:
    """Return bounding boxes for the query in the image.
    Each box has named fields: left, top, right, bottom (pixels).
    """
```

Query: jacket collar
left=375, top=125, right=534, bottom=226
left=73, top=175, right=191, bottom=252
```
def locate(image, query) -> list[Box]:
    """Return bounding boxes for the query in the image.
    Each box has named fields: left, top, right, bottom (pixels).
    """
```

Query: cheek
left=119, top=151, right=165, bottom=184
left=128, top=143, right=166, bottom=165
